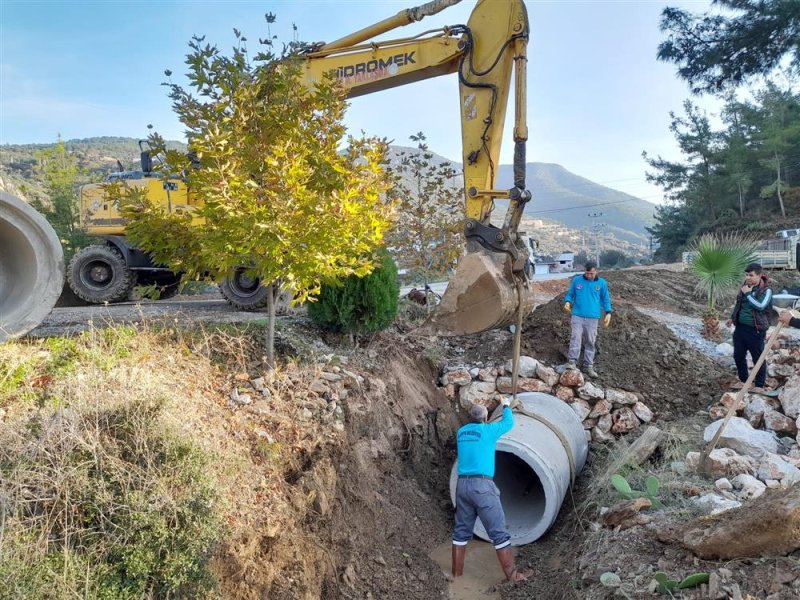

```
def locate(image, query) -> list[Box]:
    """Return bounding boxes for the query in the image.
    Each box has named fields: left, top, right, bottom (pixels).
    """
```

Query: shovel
left=699, top=320, right=784, bottom=475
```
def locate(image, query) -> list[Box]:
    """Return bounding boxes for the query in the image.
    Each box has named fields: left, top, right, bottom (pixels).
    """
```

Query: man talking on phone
left=726, top=263, right=773, bottom=393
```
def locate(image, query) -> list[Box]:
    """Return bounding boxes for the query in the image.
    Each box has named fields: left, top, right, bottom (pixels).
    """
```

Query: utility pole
left=588, top=212, right=604, bottom=267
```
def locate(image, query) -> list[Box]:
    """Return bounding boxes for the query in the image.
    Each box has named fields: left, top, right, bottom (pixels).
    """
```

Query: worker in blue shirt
left=451, top=398, right=532, bottom=583
left=563, top=260, right=612, bottom=378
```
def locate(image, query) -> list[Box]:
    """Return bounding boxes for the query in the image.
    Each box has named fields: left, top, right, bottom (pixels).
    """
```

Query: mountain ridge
left=1, top=137, right=655, bottom=247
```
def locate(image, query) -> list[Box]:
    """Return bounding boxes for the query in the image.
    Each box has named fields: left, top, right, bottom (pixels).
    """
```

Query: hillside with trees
left=647, top=0, right=800, bottom=261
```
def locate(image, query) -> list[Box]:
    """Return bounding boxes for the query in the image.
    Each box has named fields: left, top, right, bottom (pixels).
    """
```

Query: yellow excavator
left=65, top=0, right=535, bottom=335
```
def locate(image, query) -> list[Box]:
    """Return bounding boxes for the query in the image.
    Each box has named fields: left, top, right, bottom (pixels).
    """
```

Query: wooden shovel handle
left=700, top=322, right=784, bottom=469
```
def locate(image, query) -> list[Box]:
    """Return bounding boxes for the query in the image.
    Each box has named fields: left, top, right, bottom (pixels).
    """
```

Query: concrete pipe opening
left=450, top=392, right=589, bottom=546
left=0, top=192, right=64, bottom=342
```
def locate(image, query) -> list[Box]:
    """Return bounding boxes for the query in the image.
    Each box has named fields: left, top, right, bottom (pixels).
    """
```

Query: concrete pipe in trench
left=0, top=191, right=64, bottom=342
left=450, top=392, right=589, bottom=546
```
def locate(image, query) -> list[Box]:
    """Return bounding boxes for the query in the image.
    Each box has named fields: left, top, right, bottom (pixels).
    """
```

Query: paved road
left=400, top=271, right=574, bottom=298
left=31, top=271, right=577, bottom=338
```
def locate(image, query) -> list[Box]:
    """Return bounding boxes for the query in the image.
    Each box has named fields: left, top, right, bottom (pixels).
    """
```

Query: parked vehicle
left=683, top=230, right=800, bottom=271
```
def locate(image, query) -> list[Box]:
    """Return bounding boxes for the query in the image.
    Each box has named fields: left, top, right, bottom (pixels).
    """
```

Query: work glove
left=500, top=396, right=511, bottom=407
left=603, top=313, right=611, bottom=328
left=564, top=302, right=572, bottom=314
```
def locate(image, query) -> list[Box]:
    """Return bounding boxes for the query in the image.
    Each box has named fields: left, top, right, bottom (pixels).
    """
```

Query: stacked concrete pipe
left=450, top=392, right=589, bottom=546
left=0, top=191, right=64, bottom=342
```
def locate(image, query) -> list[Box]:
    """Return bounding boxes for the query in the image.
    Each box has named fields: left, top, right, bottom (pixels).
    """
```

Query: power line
left=588, top=212, right=605, bottom=267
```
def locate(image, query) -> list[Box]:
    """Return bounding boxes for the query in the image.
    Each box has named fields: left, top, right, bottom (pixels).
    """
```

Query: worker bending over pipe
left=451, top=397, right=533, bottom=582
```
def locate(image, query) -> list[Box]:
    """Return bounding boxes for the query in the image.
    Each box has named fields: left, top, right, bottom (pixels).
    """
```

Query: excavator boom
left=299, top=0, right=535, bottom=335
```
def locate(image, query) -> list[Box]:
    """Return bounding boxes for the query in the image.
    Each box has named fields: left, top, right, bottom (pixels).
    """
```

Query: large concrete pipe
left=450, top=392, right=589, bottom=546
left=0, top=191, right=64, bottom=342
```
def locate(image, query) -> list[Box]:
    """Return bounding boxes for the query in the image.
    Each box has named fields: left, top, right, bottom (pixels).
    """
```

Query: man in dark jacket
left=451, top=399, right=532, bottom=583
left=726, top=263, right=773, bottom=392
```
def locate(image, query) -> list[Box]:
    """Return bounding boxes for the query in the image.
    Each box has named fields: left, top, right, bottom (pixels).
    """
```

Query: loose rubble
left=439, top=355, right=655, bottom=443
left=682, top=330, right=800, bottom=506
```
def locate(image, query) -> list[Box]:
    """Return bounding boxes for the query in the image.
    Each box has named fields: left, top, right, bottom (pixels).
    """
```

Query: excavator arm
left=298, top=0, right=535, bottom=334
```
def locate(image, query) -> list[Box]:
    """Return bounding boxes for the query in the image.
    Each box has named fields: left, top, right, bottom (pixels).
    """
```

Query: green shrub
left=308, top=249, right=400, bottom=333
left=0, top=397, right=222, bottom=599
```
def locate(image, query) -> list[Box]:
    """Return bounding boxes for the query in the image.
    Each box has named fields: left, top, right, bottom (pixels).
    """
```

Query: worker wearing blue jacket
left=563, top=261, right=612, bottom=378
left=451, top=399, right=531, bottom=583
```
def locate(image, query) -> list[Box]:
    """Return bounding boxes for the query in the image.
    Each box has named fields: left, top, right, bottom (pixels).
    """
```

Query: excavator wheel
left=219, top=268, right=271, bottom=310
left=220, top=268, right=292, bottom=312
left=67, top=244, right=137, bottom=304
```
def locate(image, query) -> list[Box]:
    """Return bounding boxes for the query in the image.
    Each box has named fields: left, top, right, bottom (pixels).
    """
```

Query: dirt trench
left=317, top=350, right=458, bottom=600
left=225, top=342, right=462, bottom=600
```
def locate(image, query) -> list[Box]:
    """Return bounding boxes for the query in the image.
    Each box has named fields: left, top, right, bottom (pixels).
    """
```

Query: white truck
left=683, top=230, right=800, bottom=271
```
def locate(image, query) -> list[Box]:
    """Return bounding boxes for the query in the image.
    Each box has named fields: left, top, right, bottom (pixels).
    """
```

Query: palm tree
left=689, top=233, right=757, bottom=340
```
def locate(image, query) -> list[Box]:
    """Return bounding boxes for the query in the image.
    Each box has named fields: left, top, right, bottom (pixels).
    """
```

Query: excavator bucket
left=422, top=249, right=534, bottom=336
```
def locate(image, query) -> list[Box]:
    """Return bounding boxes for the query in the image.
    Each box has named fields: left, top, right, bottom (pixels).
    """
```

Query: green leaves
left=119, top=18, right=396, bottom=362
left=653, top=571, right=709, bottom=595
left=610, top=474, right=664, bottom=509
left=645, top=82, right=800, bottom=262
left=610, top=474, right=633, bottom=496
left=657, top=1, right=800, bottom=94
left=689, top=233, right=757, bottom=310
left=308, top=249, right=399, bottom=333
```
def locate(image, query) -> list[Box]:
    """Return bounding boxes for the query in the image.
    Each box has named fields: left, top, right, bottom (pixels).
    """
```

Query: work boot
left=451, top=544, right=466, bottom=578
left=583, top=365, right=599, bottom=378
left=556, top=360, right=577, bottom=374
left=496, top=547, right=532, bottom=583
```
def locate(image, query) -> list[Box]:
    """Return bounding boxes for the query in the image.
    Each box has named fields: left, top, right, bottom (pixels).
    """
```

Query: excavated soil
left=25, top=266, right=800, bottom=598
left=601, top=270, right=705, bottom=315
left=520, top=296, right=728, bottom=420
left=318, top=348, right=457, bottom=600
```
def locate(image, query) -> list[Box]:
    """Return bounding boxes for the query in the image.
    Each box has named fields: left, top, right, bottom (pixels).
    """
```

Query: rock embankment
left=439, top=355, right=655, bottom=443
left=676, top=337, right=800, bottom=514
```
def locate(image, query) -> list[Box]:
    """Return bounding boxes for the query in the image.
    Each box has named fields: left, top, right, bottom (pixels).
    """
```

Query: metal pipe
left=319, top=0, right=462, bottom=51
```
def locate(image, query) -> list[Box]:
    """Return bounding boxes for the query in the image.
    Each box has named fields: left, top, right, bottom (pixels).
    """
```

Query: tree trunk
left=737, top=182, right=744, bottom=218
left=775, top=153, right=786, bottom=217
left=266, top=282, right=276, bottom=369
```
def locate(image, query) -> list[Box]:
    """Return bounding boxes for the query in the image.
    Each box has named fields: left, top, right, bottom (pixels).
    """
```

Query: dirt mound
left=600, top=269, right=705, bottom=315
left=531, top=269, right=710, bottom=315
left=518, top=295, right=727, bottom=420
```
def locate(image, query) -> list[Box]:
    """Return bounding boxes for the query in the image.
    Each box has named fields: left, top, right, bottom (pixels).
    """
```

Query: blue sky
left=1, top=0, right=718, bottom=203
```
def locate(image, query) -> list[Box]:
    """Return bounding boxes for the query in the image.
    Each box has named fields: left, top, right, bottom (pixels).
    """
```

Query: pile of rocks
left=680, top=343, right=800, bottom=512
left=682, top=417, right=800, bottom=513
left=439, top=356, right=655, bottom=443
left=708, top=345, right=800, bottom=445
left=227, top=363, right=368, bottom=432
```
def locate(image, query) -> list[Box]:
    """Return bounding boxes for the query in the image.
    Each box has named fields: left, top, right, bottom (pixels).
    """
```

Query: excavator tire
left=219, top=268, right=270, bottom=310
left=220, top=268, right=293, bottom=313
left=67, top=244, right=137, bottom=304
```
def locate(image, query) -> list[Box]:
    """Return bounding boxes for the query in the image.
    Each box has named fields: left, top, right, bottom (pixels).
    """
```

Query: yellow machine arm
left=299, top=0, right=535, bottom=335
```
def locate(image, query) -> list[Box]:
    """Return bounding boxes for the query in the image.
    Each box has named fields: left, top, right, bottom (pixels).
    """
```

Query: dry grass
left=0, top=320, right=344, bottom=599
left=579, top=413, right=712, bottom=520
